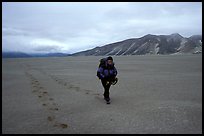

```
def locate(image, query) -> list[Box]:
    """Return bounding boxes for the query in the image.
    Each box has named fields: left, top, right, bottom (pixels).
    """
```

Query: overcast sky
left=2, top=2, right=202, bottom=54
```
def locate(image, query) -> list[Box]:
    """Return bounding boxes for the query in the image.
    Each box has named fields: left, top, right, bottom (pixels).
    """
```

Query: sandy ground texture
left=2, top=54, right=202, bottom=134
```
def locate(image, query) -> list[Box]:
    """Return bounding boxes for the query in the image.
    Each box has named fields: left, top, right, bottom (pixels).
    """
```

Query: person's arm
left=97, top=67, right=105, bottom=79
left=113, top=66, right=117, bottom=77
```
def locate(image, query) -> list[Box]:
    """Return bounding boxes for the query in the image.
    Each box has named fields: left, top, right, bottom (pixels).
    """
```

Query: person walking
left=97, top=56, right=118, bottom=104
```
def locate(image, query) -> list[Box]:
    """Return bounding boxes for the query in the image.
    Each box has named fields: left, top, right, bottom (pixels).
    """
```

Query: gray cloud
left=33, top=45, right=62, bottom=52
left=2, top=27, right=30, bottom=36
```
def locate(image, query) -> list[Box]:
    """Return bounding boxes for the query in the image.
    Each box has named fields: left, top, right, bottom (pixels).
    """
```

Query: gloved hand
left=106, top=81, right=110, bottom=85
left=111, top=77, right=118, bottom=85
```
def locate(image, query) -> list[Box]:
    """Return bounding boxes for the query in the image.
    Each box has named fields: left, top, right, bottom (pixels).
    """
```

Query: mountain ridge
left=72, top=33, right=202, bottom=56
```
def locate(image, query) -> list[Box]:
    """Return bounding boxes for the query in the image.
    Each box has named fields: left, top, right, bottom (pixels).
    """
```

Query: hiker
left=97, top=56, right=118, bottom=103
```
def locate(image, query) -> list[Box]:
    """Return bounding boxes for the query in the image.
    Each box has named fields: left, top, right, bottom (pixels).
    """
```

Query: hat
left=107, top=56, right=113, bottom=61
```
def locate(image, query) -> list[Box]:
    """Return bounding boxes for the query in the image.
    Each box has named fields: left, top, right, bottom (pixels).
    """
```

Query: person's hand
left=111, top=77, right=118, bottom=85
left=106, top=81, right=110, bottom=85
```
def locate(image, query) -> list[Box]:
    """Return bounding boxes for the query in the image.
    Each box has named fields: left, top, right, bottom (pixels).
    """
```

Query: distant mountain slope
left=2, top=52, right=32, bottom=58
left=72, top=33, right=202, bottom=56
left=2, top=52, right=69, bottom=58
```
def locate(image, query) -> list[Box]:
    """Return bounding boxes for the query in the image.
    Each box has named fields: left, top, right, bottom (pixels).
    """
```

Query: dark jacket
left=97, top=61, right=117, bottom=80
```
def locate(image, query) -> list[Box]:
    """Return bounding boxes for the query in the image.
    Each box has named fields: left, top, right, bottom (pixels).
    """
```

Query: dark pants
left=101, top=79, right=112, bottom=99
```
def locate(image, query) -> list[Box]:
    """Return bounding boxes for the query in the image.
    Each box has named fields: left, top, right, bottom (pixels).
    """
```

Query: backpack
left=98, top=58, right=107, bottom=68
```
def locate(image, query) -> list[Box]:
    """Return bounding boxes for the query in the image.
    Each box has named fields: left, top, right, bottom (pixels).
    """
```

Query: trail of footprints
left=24, top=64, right=101, bottom=128
left=25, top=70, right=68, bottom=129
left=51, top=75, right=101, bottom=96
left=36, top=69, right=100, bottom=96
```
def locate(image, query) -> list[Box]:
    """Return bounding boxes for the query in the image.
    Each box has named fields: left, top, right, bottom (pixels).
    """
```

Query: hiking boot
left=105, top=97, right=110, bottom=102
left=103, top=94, right=110, bottom=101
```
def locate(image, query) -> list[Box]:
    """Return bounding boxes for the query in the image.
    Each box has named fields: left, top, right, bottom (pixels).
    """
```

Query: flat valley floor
left=2, top=54, right=202, bottom=134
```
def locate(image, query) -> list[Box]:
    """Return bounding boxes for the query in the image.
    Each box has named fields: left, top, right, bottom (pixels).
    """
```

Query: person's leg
left=101, top=80, right=111, bottom=100
left=104, top=84, right=111, bottom=100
